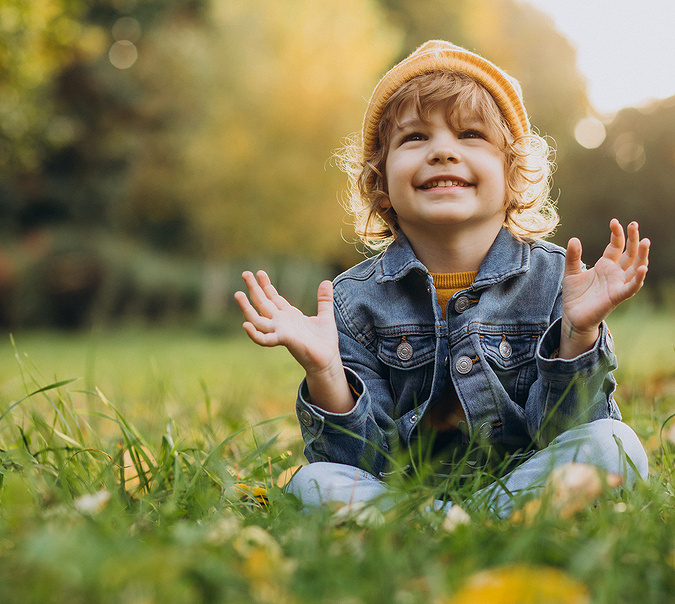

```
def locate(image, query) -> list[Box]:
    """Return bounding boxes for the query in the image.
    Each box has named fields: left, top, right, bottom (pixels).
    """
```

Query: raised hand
left=234, top=271, right=353, bottom=413
left=560, top=219, right=650, bottom=358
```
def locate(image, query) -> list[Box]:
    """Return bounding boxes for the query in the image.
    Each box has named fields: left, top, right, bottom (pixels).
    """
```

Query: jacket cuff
left=537, top=317, right=617, bottom=381
left=295, top=367, right=369, bottom=442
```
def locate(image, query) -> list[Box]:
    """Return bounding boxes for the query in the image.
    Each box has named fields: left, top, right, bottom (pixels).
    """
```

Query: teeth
left=421, top=180, right=469, bottom=189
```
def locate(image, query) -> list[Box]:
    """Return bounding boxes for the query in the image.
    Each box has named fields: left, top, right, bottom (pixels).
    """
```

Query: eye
left=400, top=131, right=426, bottom=144
left=460, top=129, right=486, bottom=140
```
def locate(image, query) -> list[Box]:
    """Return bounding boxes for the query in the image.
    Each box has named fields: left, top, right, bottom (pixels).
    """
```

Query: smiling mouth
left=420, top=179, right=472, bottom=189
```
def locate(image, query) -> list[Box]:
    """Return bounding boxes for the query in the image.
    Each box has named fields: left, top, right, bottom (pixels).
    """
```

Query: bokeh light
left=574, top=116, right=606, bottom=149
left=109, top=40, right=138, bottom=69
left=613, top=132, right=646, bottom=172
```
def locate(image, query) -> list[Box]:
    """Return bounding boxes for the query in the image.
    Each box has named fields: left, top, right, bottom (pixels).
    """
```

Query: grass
left=0, top=310, right=673, bottom=603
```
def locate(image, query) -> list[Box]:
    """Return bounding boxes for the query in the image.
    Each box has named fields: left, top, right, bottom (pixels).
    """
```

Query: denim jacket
left=295, top=228, right=620, bottom=477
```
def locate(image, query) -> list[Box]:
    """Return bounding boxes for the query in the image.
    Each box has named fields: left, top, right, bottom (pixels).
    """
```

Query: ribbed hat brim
left=362, top=40, right=530, bottom=158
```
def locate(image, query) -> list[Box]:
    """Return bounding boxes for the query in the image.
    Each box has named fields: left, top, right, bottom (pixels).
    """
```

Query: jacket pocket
left=377, top=333, right=436, bottom=408
left=479, top=331, right=539, bottom=368
left=479, top=330, right=541, bottom=407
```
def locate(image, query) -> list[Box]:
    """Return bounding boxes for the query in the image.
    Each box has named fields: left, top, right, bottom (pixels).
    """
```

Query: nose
left=427, top=132, right=460, bottom=164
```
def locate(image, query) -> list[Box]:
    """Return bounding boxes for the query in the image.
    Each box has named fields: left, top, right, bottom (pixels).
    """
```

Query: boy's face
left=383, top=103, right=507, bottom=245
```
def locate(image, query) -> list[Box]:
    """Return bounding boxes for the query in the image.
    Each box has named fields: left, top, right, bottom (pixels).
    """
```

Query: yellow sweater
left=423, top=271, right=477, bottom=435
left=430, top=271, right=477, bottom=320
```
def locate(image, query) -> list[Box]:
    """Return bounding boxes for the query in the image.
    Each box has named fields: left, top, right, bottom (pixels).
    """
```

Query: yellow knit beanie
left=362, top=40, right=530, bottom=159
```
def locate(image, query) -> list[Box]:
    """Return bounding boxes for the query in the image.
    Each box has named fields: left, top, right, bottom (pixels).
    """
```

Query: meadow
left=0, top=304, right=673, bottom=603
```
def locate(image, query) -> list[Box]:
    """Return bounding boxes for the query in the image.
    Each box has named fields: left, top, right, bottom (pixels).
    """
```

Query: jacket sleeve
left=294, top=298, right=398, bottom=477
left=525, top=314, right=619, bottom=446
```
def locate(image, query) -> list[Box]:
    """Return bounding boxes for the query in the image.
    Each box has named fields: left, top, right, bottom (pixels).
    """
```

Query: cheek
left=381, top=158, right=395, bottom=207
left=489, top=155, right=508, bottom=203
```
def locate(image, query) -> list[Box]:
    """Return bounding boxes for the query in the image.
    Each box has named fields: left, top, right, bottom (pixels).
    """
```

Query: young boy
left=235, top=41, right=650, bottom=516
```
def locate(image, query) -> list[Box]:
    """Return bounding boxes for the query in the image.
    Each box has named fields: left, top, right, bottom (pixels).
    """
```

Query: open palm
left=234, top=270, right=341, bottom=376
left=562, top=219, right=650, bottom=333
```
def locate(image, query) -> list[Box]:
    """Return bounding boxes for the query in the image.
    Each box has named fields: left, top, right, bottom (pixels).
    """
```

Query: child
left=235, top=40, right=650, bottom=516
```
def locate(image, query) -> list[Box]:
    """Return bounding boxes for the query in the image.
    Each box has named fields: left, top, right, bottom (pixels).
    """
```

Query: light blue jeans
left=286, top=419, right=648, bottom=517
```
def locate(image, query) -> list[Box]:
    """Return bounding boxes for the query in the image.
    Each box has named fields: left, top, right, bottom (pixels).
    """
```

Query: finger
left=629, top=238, right=650, bottom=277
left=636, top=237, right=651, bottom=268
left=622, top=262, right=649, bottom=299
left=603, top=219, right=625, bottom=262
left=234, top=289, right=250, bottom=313
left=316, top=280, right=334, bottom=317
left=619, top=221, right=640, bottom=269
left=242, top=321, right=279, bottom=347
left=256, top=270, right=275, bottom=292
left=256, top=270, right=291, bottom=310
left=241, top=271, right=277, bottom=317
left=564, top=237, right=583, bottom=277
left=235, top=290, right=274, bottom=332
left=621, top=239, right=650, bottom=297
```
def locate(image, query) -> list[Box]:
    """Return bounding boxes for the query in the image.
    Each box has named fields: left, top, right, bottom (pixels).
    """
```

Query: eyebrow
left=393, top=114, right=487, bottom=133
left=393, top=118, right=425, bottom=131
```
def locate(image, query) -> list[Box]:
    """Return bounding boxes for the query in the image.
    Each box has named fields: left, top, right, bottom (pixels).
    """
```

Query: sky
left=523, top=0, right=675, bottom=115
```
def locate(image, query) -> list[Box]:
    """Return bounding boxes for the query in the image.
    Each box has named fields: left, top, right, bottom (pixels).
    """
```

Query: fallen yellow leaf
left=449, top=563, right=590, bottom=604
left=276, top=465, right=303, bottom=489
left=441, top=505, right=471, bottom=532
left=510, top=497, right=543, bottom=524
left=547, top=463, right=621, bottom=519
left=512, top=463, right=623, bottom=522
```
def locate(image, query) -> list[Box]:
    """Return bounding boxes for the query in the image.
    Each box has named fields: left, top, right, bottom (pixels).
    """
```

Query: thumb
left=565, top=237, right=584, bottom=277
left=316, top=280, right=334, bottom=317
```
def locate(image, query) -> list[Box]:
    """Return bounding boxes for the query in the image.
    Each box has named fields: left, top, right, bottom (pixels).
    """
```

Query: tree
left=121, top=0, right=401, bottom=264
left=0, top=0, right=105, bottom=172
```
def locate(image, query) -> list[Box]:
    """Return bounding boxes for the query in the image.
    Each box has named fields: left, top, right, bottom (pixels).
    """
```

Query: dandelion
left=233, top=483, right=269, bottom=506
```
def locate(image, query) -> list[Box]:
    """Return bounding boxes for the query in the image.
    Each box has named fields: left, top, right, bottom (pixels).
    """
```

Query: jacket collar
left=375, top=227, right=530, bottom=287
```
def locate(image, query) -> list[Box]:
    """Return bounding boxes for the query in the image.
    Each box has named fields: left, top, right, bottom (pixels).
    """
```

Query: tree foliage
left=0, top=0, right=105, bottom=171
left=1, top=0, right=674, bottom=314
left=125, top=0, right=401, bottom=262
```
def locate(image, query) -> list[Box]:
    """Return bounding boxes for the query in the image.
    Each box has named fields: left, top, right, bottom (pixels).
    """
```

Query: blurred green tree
left=0, top=0, right=105, bottom=172
left=2, top=0, right=673, bottom=317
left=122, top=0, right=401, bottom=264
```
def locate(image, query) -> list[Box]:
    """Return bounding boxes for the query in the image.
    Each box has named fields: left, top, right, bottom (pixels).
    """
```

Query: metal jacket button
left=478, top=421, right=493, bottom=439
left=410, top=413, right=418, bottom=425
left=298, top=409, right=313, bottom=427
left=397, top=339, right=413, bottom=361
left=606, top=331, right=615, bottom=353
left=455, top=355, right=473, bottom=375
left=499, top=339, right=513, bottom=359
left=454, top=296, right=470, bottom=314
